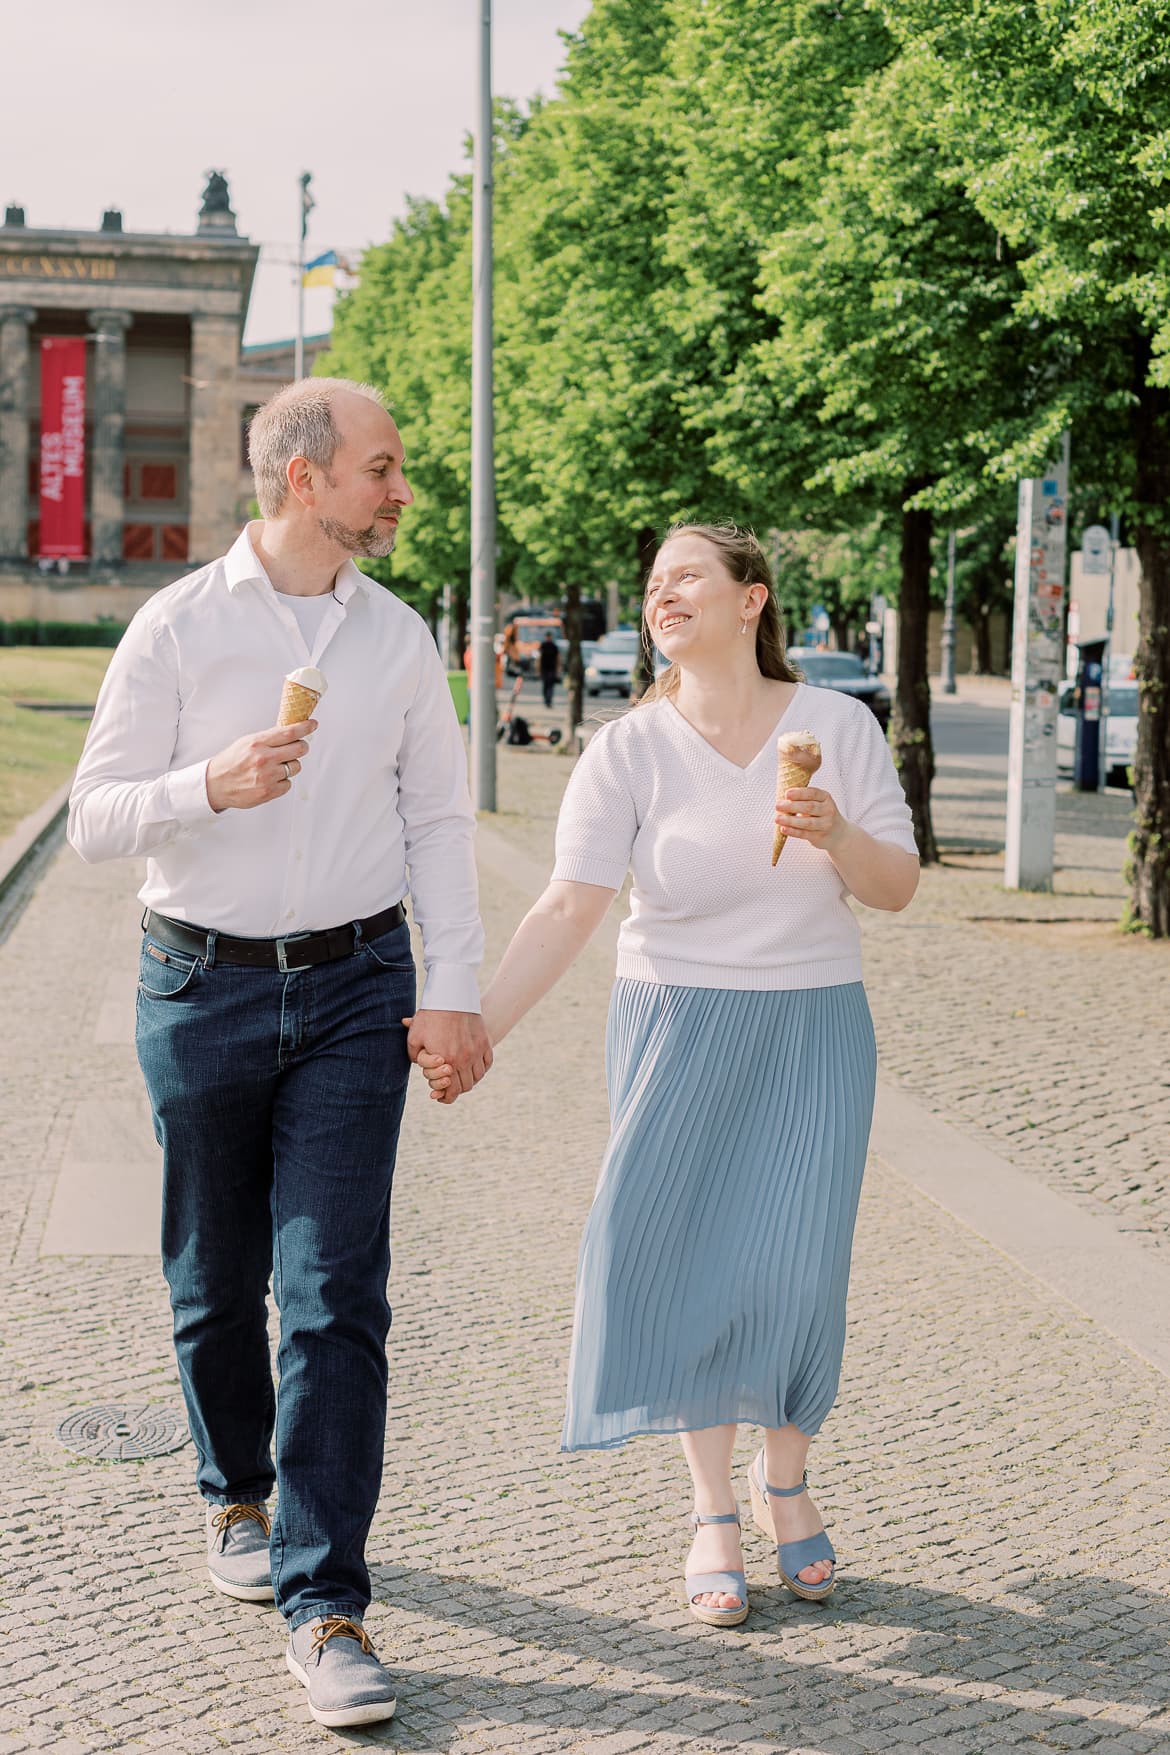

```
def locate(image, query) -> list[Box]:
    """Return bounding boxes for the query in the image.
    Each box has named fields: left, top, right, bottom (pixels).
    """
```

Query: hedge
left=0, top=620, right=127, bottom=647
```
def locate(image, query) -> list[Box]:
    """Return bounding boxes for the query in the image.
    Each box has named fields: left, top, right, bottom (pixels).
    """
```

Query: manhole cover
left=56, top=1404, right=190, bottom=1462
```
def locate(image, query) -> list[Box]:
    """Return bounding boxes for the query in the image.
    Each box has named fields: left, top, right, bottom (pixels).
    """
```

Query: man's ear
left=286, top=454, right=315, bottom=508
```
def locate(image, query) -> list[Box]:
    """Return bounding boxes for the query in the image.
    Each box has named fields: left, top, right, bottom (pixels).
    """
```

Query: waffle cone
left=772, top=740, right=822, bottom=866
left=277, top=680, right=321, bottom=727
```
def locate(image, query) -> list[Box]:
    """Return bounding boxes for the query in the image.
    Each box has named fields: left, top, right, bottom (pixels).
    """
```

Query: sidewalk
left=0, top=746, right=1168, bottom=1755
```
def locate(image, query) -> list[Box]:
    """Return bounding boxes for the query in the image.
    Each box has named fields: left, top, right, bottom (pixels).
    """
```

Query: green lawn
left=0, top=648, right=113, bottom=842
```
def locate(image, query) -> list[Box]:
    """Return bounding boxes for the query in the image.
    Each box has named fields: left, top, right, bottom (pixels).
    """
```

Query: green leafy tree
left=662, top=1, right=1032, bottom=859
left=882, top=0, right=1170, bottom=926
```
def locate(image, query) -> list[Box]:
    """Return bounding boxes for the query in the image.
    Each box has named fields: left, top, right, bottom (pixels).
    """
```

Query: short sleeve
left=552, top=722, right=638, bottom=889
left=843, top=705, right=919, bottom=855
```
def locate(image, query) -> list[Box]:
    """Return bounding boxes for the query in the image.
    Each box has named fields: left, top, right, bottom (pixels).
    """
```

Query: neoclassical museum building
left=0, top=174, right=318, bottom=626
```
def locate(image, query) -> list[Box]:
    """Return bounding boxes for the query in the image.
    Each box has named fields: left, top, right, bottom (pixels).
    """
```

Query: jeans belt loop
left=352, top=918, right=365, bottom=951
left=204, top=928, right=217, bottom=971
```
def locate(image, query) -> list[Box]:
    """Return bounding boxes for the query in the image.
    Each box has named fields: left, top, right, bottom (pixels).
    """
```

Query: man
left=538, top=632, right=560, bottom=709
left=68, top=377, right=491, bottom=1729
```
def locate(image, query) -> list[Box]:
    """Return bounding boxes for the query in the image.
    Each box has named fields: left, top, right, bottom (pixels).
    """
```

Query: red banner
left=39, top=337, right=87, bottom=558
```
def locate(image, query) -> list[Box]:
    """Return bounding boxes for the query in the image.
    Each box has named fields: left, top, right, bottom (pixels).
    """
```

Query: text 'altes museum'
left=0, top=174, right=322, bottom=627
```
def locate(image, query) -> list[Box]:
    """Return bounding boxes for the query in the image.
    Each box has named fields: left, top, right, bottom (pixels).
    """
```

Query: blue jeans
left=135, top=917, right=415, bottom=1631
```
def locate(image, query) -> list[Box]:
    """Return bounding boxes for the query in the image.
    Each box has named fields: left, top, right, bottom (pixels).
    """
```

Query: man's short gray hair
left=247, top=376, right=387, bottom=518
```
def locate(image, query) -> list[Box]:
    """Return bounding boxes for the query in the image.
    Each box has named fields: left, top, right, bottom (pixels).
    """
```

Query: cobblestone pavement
left=1, top=728, right=1168, bottom=1754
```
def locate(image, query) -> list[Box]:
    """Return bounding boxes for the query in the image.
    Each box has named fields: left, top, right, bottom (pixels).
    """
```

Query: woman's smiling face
left=645, top=534, right=761, bottom=657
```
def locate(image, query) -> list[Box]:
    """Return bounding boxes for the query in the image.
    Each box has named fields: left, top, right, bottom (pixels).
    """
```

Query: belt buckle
left=275, top=930, right=314, bottom=973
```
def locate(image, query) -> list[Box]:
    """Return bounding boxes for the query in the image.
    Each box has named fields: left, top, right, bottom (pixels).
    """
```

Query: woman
left=421, top=524, right=919, bottom=1625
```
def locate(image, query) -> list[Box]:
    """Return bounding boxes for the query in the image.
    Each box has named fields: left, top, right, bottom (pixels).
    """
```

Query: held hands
left=775, top=786, right=851, bottom=854
left=206, top=720, right=317, bottom=813
left=402, top=1010, right=492, bottom=1105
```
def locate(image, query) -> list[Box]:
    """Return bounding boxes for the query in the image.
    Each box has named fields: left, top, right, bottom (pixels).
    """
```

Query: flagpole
left=295, top=171, right=312, bottom=380
left=470, top=0, right=497, bottom=810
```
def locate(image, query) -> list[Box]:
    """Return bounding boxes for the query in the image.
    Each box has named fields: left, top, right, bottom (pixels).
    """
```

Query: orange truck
left=503, top=614, right=564, bottom=675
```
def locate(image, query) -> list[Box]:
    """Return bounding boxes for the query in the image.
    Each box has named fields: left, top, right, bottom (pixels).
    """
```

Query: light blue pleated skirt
left=561, top=979, right=877, bottom=1451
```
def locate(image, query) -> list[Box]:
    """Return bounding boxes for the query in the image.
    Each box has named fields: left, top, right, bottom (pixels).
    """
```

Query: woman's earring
left=739, top=617, right=748, bottom=635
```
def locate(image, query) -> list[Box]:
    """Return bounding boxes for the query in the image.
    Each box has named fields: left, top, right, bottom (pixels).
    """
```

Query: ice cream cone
left=277, top=666, right=327, bottom=727
left=772, top=731, right=822, bottom=865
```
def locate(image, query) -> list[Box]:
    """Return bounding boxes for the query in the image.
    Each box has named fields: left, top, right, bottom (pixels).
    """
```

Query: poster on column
left=39, top=336, right=87, bottom=558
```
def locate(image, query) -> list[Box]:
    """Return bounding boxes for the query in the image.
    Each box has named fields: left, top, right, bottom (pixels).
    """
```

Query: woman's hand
left=775, top=786, right=849, bottom=854
left=417, top=1047, right=456, bottom=1102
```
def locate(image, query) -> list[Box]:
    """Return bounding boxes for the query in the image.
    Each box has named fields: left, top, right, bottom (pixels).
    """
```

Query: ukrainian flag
left=302, top=250, right=345, bottom=288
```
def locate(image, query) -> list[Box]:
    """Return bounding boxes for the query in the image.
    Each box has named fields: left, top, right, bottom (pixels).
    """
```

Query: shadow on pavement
left=366, top=1562, right=1170, bottom=1750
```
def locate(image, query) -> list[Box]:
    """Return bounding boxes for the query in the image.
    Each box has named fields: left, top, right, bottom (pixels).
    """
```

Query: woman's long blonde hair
left=642, top=522, right=799, bottom=703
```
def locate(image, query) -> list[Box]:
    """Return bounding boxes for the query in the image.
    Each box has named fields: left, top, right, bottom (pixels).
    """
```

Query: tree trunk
left=632, top=525, right=658, bottom=695
left=1128, top=354, right=1170, bottom=935
left=892, top=481, right=938, bottom=862
left=967, top=567, right=995, bottom=674
left=454, top=583, right=469, bottom=668
left=972, top=604, right=993, bottom=675
left=563, top=579, right=585, bottom=751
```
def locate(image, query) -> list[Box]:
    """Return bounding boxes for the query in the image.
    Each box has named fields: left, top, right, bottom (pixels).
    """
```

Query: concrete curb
left=0, top=773, right=74, bottom=905
left=870, top=1084, right=1170, bottom=1383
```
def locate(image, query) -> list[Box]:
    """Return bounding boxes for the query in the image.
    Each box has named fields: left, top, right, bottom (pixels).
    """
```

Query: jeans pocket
left=138, top=941, right=203, bottom=1001
left=362, top=929, right=414, bottom=975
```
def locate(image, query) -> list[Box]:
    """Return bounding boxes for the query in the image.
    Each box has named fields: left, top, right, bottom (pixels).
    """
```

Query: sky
left=2, top=0, right=592, bottom=344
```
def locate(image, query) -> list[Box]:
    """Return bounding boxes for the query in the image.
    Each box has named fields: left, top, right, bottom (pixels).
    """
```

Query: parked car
left=1057, top=680, right=1138, bottom=786
left=585, top=629, right=643, bottom=697
left=787, top=648, right=891, bottom=729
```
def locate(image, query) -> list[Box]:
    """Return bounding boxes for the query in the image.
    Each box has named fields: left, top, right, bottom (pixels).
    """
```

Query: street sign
left=1005, top=435, right=1069, bottom=891
left=1080, top=524, right=1112, bottom=577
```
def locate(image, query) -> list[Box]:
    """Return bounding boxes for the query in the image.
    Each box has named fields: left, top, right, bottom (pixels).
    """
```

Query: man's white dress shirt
left=68, top=525, right=483, bottom=1013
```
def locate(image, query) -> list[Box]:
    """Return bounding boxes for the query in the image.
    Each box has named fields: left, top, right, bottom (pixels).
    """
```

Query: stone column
left=87, top=310, right=134, bottom=568
left=188, top=314, right=244, bottom=563
left=0, top=306, right=37, bottom=561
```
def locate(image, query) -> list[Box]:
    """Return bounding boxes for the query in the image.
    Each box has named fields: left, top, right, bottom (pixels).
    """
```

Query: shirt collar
left=224, top=523, right=371, bottom=604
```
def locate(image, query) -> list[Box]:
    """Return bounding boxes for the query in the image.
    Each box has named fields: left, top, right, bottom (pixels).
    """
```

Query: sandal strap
left=691, top=1508, right=741, bottom=1527
left=765, top=1470, right=809, bottom=1499
left=687, top=1569, right=746, bottom=1602
left=779, top=1531, right=836, bottom=1574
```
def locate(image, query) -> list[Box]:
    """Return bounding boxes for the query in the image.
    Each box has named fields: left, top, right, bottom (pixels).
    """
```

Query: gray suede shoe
left=286, top=1615, right=397, bottom=1728
left=205, top=1502, right=273, bottom=1602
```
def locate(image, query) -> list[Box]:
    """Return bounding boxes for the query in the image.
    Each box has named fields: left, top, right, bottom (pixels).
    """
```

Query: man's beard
left=318, top=514, right=397, bottom=558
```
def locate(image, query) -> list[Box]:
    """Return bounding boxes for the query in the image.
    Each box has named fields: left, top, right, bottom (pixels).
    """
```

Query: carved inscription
left=2, top=256, right=118, bottom=280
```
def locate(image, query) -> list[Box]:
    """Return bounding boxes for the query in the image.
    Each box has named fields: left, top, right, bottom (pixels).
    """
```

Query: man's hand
left=403, top=1010, right=492, bottom=1104
left=205, top=720, right=317, bottom=813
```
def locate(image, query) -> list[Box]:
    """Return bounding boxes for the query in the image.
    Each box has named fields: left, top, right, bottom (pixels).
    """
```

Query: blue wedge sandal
left=748, top=1450, right=837, bottom=1602
left=685, top=1508, right=749, bottom=1628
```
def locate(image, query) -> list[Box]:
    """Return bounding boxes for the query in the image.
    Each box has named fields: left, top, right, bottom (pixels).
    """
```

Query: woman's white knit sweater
left=552, top=684, right=918, bottom=991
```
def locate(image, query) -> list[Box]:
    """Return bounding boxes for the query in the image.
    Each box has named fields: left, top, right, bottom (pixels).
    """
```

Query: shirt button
left=294, top=850, right=303, bottom=862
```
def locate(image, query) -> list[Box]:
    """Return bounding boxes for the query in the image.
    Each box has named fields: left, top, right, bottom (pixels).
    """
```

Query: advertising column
left=1004, top=435, right=1069, bottom=890
left=39, top=336, right=87, bottom=559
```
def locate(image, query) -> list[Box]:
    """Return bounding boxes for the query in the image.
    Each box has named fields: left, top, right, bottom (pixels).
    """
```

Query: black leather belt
left=143, top=902, right=407, bottom=973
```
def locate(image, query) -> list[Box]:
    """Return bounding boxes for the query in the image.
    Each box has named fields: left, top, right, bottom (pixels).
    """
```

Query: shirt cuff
left=419, top=962, right=482, bottom=1014
left=165, top=759, right=217, bottom=824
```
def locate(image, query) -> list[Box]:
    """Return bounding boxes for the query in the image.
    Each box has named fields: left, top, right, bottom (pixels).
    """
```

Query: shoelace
left=308, top=1616, right=374, bottom=1658
left=211, top=1503, right=271, bottom=1540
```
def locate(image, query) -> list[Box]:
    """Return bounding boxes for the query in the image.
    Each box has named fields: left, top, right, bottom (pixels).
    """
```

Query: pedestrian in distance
left=67, top=377, right=491, bottom=1727
left=417, top=522, right=919, bottom=1626
left=538, top=632, right=560, bottom=709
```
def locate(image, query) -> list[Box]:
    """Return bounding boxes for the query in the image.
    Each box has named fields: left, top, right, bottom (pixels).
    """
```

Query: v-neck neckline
left=663, top=683, right=805, bottom=774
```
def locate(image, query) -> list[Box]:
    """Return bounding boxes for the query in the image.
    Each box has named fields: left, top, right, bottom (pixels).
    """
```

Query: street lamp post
left=295, top=172, right=313, bottom=381
left=469, top=0, right=497, bottom=810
